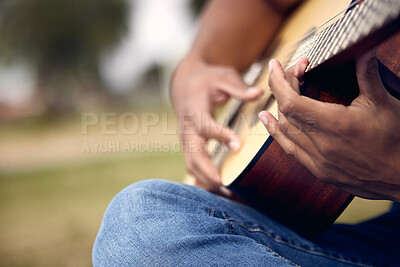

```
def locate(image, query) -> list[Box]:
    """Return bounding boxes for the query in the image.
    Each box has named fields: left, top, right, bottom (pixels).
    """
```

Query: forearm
left=186, top=0, right=302, bottom=72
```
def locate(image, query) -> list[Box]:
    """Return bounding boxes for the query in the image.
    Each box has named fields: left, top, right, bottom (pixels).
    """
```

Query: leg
left=93, top=179, right=396, bottom=266
left=92, top=179, right=297, bottom=266
left=315, top=202, right=400, bottom=266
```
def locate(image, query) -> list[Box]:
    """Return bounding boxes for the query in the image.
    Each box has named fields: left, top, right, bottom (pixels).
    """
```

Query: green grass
left=0, top=153, right=185, bottom=267
left=0, top=150, right=393, bottom=267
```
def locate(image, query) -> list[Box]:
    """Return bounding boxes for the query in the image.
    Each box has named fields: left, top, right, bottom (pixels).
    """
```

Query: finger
left=192, top=165, right=220, bottom=193
left=268, top=58, right=310, bottom=115
left=265, top=109, right=322, bottom=159
left=259, top=111, right=388, bottom=199
left=258, top=111, right=317, bottom=171
left=194, top=178, right=232, bottom=198
left=284, top=58, right=309, bottom=91
left=276, top=105, right=325, bottom=148
left=355, top=49, right=387, bottom=103
left=268, top=59, right=347, bottom=130
left=194, top=149, right=221, bottom=185
left=183, top=134, right=228, bottom=194
left=258, top=111, right=366, bottom=192
left=217, top=83, right=263, bottom=101
left=196, top=113, right=242, bottom=152
left=214, top=71, right=263, bottom=101
left=192, top=151, right=232, bottom=197
left=277, top=110, right=303, bottom=136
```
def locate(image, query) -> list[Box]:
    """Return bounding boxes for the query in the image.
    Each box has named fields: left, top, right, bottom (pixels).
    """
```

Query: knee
left=122, top=178, right=178, bottom=194
left=107, top=179, right=177, bottom=208
left=116, top=179, right=196, bottom=207
left=92, top=179, right=184, bottom=266
left=92, top=179, right=221, bottom=266
left=122, top=179, right=177, bottom=195
left=94, top=179, right=180, bottom=232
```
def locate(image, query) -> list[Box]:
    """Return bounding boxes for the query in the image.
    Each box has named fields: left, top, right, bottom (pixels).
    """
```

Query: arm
left=180, top=0, right=301, bottom=71
left=171, top=0, right=303, bottom=195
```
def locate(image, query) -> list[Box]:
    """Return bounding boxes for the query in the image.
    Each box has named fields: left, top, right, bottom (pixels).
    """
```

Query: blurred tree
left=190, top=0, right=208, bottom=16
left=0, top=0, right=128, bottom=114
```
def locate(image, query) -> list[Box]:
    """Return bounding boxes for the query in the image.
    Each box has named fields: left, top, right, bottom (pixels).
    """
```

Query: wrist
left=170, top=55, right=205, bottom=109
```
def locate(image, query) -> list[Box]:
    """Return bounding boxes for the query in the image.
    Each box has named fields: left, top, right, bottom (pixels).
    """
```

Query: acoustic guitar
left=205, top=0, right=400, bottom=238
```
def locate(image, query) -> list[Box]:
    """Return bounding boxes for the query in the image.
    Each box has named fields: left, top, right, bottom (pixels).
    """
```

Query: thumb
left=356, top=49, right=387, bottom=102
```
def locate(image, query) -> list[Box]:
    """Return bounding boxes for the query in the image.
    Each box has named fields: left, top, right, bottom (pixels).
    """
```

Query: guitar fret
left=307, top=7, right=355, bottom=71
left=290, top=0, right=400, bottom=73
left=332, top=5, right=357, bottom=56
left=348, top=0, right=395, bottom=50
left=323, top=17, right=345, bottom=60
left=287, top=32, right=318, bottom=69
left=350, top=2, right=375, bottom=47
left=351, top=0, right=379, bottom=44
left=317, top=23, right=338, bottom=65
left=340, top=4, right=363, bottom=51
left=304, top=35, right=318, bottom=59
left=310, top=29, right=331, bottom=69
left=324, top=17, right=347, bottom=61
left=329, top=15, right=350, bottom=56
left=351, top=2, right=369, bottom=41
left=310, top=16, right=345, bottom=70
left=289, top=37, right=312, bottom=67
left=314, top=26, right=333, bottom=66
left=287, top=31, right=313, bottom=67
left=300, top=35, right=316, bottom=60
left=307, top=28, right=329, bottom=69
left=359, top=6, right=375, bottom=36
left=305, top=36, right=321, bottom=66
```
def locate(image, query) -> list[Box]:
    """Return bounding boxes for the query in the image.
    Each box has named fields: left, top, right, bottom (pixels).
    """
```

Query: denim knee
left=92, top=179, right=206, bottom=266
left=92, top=179, right=168, bottom=266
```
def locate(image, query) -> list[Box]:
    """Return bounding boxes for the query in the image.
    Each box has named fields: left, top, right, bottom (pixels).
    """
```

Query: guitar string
left=289, top=0, right=362, bottom=49
left=212, top=0, right=377, bottom=160
left=271, top=0, right=363, bottom=70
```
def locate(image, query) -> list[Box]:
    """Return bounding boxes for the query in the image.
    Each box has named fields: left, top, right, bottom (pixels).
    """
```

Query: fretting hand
left=259, top=50, right=400, bottom=202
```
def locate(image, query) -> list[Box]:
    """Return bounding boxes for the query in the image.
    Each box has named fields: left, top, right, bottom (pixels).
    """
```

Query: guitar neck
left=286, top=0, right=400, bottom=72
left=213, top=0, right=400, bottom=158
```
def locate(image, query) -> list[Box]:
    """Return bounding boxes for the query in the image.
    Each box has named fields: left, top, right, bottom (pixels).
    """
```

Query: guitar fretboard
left=286, top=0, right=400, bottom=71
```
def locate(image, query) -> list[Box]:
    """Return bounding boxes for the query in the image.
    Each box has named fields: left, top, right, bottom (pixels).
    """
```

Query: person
left=92, top=0, right=400, bottom=266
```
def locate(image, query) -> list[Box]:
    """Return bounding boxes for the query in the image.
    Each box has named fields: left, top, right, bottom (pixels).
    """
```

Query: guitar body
left=225, top=64, right=358, bottom=238
left=211, top=0, right=400, bottom=238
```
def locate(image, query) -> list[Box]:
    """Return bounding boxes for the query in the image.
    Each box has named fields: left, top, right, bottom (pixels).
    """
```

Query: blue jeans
left=93, top=179, right=400, bottom=266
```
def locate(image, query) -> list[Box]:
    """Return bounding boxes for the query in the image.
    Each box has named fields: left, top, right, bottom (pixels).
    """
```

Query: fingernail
left=229, top=140, right=241, bottom=152
left=258, top=112, right=269, bottom=125
left=269, top=60, right=274, bottom=74
left=247, top=86, right=261, bottom=94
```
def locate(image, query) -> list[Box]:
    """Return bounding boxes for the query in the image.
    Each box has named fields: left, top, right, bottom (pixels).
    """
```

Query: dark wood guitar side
left=228, top=66, right=356, bottom=239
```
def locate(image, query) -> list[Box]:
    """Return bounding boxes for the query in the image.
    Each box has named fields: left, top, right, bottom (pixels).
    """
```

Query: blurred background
left=0, top=0, right=391, bottom=266
left=0, top=0, right=206, bottom=266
